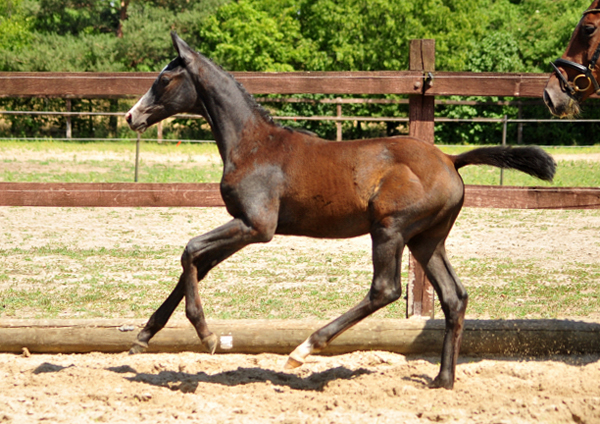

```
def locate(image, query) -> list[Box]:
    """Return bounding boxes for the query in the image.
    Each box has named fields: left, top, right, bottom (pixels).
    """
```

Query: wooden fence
left=1, top=40, right=599, bottom=318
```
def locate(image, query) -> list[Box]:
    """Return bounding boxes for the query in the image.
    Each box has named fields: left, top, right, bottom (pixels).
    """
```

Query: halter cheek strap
left=550, top=8, right=600, bottom=97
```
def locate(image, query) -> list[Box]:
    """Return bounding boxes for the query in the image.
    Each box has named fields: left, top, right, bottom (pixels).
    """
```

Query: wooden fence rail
left=0, top=71, right=549, bottom=99
left=1, top=182, right=599, bottom=209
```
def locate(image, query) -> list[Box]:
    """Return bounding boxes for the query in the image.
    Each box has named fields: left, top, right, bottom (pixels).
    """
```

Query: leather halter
left=551, top=8, right=600, bottom=97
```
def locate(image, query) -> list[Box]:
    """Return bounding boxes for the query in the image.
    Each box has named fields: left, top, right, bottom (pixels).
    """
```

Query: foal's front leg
left=129, top=274, right=185, bottom=354
left=130, top=218, right=272, bottom=354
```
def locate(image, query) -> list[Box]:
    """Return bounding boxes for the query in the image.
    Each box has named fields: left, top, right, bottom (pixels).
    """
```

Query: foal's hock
left=126, top=32, right=556, bottom=390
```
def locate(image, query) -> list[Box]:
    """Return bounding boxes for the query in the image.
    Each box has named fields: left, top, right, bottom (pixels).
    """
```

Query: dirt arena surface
left=1, top=350, right=599, bottom=424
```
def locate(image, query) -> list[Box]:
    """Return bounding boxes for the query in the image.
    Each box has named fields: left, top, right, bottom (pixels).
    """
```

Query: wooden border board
left=1, top=183, right=599, bottom=209
left=0, top=319, right=598, bottom=356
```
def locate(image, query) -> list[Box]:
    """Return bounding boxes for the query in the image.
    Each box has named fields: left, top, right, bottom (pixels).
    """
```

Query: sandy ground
left=1, top=150, right=599, bottom=423
left=0, top=350, right=599, bottom=424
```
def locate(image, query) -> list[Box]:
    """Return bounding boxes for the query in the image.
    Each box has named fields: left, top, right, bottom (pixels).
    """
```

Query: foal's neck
left=192, top=57, right=272, bottom=164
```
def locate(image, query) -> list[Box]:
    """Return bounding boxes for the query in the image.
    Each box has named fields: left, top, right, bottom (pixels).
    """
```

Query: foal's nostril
left=125, top=112, right=132, bottom=124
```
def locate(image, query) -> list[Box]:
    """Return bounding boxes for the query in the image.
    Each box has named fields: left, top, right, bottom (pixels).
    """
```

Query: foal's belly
left=275, top=198, right=372, bottom=239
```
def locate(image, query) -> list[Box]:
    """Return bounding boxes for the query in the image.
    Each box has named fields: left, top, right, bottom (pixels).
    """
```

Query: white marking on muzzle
left=126, top=94, right=150, bottom=131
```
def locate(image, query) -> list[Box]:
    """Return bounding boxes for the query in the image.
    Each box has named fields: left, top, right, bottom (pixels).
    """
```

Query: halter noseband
left=551, top=8, right=600, bottom=97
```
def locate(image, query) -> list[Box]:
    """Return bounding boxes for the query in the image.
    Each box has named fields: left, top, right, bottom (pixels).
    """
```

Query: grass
left=2, top=234, right=599, bottom=320
left=0, top=139, right=218, bottom=155
left=1, top=140, right=600, bottom=186
left=455, top=257, right=600, bottom=319
left=0, top=139, right=222, bottom=183
left=0, top=140, right=599, bottom=321
left=0, top=242, right=384, bottom=320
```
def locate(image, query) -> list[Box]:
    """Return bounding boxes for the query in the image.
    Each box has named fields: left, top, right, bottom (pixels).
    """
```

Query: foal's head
left=544, top=2, right=600, bottom=118
left=126, top=33, right=204, bottom=132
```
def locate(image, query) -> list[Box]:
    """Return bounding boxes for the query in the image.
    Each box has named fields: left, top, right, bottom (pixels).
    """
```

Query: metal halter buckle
left=550, top=58, right=596, bottom=96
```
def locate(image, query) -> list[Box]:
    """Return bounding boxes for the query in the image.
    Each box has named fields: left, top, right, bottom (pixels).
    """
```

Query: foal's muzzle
left=124, top=111, right=148, bottom=133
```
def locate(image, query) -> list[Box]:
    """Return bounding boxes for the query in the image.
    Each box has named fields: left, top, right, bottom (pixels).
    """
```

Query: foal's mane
left=202, top=54, right=277, bottom=127
left=225, top=70, right=314, bottom=135
left=233, top=75, right=277, bottom=126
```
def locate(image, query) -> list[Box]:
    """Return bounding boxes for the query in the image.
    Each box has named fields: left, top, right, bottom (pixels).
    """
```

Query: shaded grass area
left=0, top=244, right=383, bottom=320
left=457, top=258, right=600, bottom=319
left=1, top=241, right=599, bottom=320
left=1, top=140, right=600, bottom=187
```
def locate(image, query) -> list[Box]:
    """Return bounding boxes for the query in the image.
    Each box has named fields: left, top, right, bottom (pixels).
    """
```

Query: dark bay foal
left=126, top=32, right=556, bottom=389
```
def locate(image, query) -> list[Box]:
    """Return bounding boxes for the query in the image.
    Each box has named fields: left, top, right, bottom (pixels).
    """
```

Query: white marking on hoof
left=285, top=338, right=314, bottom=370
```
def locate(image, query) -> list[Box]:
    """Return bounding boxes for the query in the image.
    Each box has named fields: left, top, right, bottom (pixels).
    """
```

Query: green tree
left=2, top=0, right=599, bottom=144
left=33, top=0, right=120, bottom=36
left=0, top=0, right=35, bottom=51
left=196, top=0, right=314, bottom=72
left=112, top=0, right=228, bottom=72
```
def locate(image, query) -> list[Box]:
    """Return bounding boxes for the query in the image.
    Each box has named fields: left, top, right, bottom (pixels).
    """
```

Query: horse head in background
left=544, top=1, right=600, bottom=117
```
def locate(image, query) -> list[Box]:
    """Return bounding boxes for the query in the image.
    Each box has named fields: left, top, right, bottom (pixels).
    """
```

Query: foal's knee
left=370, top=285, right=402, bottom=308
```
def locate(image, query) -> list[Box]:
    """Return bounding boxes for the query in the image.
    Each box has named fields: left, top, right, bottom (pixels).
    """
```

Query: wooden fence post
left=407, top=39, right=436, bottom=318
left=336, top=100, right=343, bottom=141
left=66, top=99, right=72, bottom=139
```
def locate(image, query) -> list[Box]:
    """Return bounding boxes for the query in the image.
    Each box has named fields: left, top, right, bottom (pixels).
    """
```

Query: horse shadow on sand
left=107, top=364, right=374, bottom=393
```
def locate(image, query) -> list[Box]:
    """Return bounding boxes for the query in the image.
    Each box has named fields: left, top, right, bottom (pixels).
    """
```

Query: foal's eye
left=160, top=75, right=171, bottom=85
left=582, top=24, right=597, bottom=37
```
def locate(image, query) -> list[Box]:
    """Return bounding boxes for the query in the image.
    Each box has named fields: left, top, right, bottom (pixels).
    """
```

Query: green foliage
left=3, top=0, right=593, bottom=74
left=1, top=0, right=599, bottom=144
left=33, top=0, right=120, bottom=35
left=0, top=0, right=35, bottom=51
left=197, top=0, right=315, bottom=72
left=113, top=3, right=177, bottom=72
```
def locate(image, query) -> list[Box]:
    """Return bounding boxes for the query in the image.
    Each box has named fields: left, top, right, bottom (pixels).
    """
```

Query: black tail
left=452, top=146, right=556, bottom=182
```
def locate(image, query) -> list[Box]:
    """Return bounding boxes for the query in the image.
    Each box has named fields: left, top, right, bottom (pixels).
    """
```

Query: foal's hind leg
left=130, top=218, right=274, bottom=354
left=286, top=224, right=404, bottom=368
left=409, top=237, right=468, bottom=390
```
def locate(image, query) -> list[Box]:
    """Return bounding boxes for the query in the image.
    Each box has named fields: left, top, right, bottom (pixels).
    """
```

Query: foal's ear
left=171, top=31, right=195, bottom=64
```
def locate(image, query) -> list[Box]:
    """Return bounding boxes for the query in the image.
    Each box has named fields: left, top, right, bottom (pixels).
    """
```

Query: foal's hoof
left=202, top=333, right=218, bottom=355
left=129, top=340, right=148, bottom=355
left=285, top=338, right=312, bottom=369
left=429, top=376, right=454, bottom=390
left=284, top=355, right=304, bottom=370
